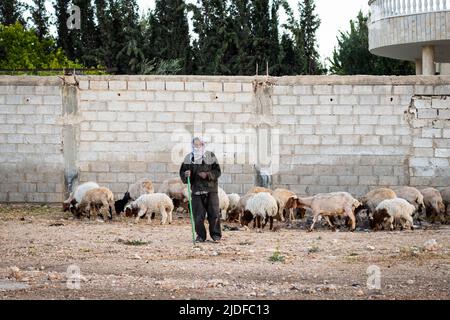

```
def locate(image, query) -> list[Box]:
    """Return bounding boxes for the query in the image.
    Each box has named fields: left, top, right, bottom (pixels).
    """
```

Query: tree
left=329, top=11, right=415, bottom=75
left=298, top=0, right=323, bottom=74
left=53, top=0, right=75, bottom=60
left=190, top=0, right=230, bottom=75
left=0, top=22, right=82, bottom=70
left=30, top=0, right=49, bottom=39
left=277, top=33, right=299, bottom=75
left=0, top=0, right=26, bottom=26
left=249, top=0, right=272, bottom=74
left=147, top=0, right=192, bottom=74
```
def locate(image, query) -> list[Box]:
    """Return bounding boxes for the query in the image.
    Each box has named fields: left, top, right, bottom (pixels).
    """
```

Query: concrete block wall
left=0, top=77, right=64, bottom=202
left=0, top=75, right=449, bottom=202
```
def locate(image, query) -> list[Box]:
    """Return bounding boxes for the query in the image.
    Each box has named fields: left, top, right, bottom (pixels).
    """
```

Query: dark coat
left=179, top=151, right=221, bottom=193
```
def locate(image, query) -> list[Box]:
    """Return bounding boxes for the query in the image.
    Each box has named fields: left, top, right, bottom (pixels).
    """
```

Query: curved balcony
left=368, top=0, right=450, bottom=74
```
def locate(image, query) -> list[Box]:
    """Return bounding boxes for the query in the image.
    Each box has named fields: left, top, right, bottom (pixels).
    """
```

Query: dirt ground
left=0, top=204, right=449, bottom=300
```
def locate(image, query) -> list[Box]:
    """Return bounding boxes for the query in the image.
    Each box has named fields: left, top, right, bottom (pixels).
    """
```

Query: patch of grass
left=117, top=238, right=149, bottom=246
left=308, top=246, right=320, bottom=253
left=269, top=241, right=285, bottom=263
left=79, top=248, right=92, bottom=253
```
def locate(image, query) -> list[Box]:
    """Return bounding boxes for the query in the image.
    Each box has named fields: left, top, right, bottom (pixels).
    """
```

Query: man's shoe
left=195, top=236, right=205, bottom=243
left=212, top=236, right=221, bottom=242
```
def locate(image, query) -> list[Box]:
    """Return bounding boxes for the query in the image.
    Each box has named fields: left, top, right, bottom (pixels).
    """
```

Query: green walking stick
left=187, top=175, right=196, bottom=245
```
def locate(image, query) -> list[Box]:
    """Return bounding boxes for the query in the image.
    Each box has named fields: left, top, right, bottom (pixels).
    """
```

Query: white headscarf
left=192, top=137, right=205, bottom=164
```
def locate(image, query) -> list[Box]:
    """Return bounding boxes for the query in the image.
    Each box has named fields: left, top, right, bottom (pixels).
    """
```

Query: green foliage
left=329, top=11, right=415, bottom=75
left=0, top=22, right=82, bottom=71
left=0, top=0, right=26, bottom=26
left=30, top=0, right=49, bottom=40
left=269, top=242, right=285, bottom=263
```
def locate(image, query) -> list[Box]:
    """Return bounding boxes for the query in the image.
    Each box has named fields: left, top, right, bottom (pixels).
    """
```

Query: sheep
left=245, top=187, right=272, bottom=195
left=357, top=188, right=397, bottom=215
left=63, top=181, right=99, bottom=217
left=115, top=178, right=154, bottom=215
left=228, top=194, right=253, bottom=223
left=218, top=187, right=230, bottom=220
left=371, top=198, right=415, bottom=231
left=158, top=177, right=188, bottom=212
left=272, top=188, right=298, bottom=222
left=242, top=192, right=278, bottom=231
left=227, top=193, right=240, bottom=216
left=77, top=187, right=116, bottom=221
left=421, top=188, right=446, bottom=223
left=114, top=191, right=132, bottom=216
left=441, top=187, right=450, bottom=220
left=392, top=186, right=426, bottom=221
left=128, top=178, right=154, bottom=200
left=296, top=192, right=361, bottom=232
left=124, top=193, right=174, bottom=225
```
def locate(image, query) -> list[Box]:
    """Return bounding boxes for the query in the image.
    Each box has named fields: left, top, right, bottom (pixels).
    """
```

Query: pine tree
left=329, top=11, right=414, bottom=75
left=0, top=0, right=26, bottom=26
left=190, top=0, right=229, bottom=75
left=30, top=0, right=49, bottom=39
left=148, top=0, right=192, bottom=74
left=298, top=0, right=323, bottom=74
left=54, top=0, right=75, bottom=60
left=249, top=0, right=272, bottom=74
left=278, top=33, right=299, bottom=75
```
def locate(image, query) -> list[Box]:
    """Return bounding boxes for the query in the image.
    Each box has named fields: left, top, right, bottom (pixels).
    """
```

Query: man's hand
left=198, top=172, right=208, bottom=179
left=184, top=170, right=191, bottom=178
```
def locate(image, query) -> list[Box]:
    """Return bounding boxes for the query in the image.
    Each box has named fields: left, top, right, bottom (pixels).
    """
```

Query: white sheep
left=243, top=192, right=278, bottom=231
left=371, top=198, right=415, bottom=231
left=227, top=193, right=240, bottom=216
left=63, top=181, right=100, bottom=217
left=218, top=187, right=230, bottom=220
left=125, top=193, right=174, bottom=225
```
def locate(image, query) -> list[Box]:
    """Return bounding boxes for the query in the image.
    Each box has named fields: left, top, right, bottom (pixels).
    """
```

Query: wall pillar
left=415, top=59, right=422, bottom=75
left=422, top=46, right=435, bottom=75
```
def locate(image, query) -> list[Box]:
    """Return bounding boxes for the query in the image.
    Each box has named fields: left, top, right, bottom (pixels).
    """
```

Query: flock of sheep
left=63, top=177, right=450, bottom=232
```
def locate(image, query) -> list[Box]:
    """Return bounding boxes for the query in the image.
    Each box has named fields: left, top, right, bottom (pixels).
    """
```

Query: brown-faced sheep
left=228, top=194, right=253, bottom=223
left=63, top=181, right=99, bottom=217
left=421, top=188, right=446, bottom=223
left=77, top=187, right=116, bottom=221
left=371, top=198, right=415, bottom=231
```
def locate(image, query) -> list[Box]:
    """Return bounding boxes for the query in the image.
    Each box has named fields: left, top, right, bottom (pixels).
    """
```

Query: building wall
left=0, top=75, right=449, bottom=202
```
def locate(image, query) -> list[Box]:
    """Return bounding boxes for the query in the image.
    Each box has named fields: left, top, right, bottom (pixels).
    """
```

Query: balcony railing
left=369, top=0, right=450, bottom=23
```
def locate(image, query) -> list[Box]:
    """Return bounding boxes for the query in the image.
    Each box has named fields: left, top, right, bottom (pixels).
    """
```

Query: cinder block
left=393, top=85, right=414, bottom=95
left=90, top=81, right=108, bottom=90
left=293, top=85, right=312, bottom=95
left=128, top=81, right=146, bottom=90
left=109, top=81, right=127, bottom=90
left=333, top=105, right=353, bottom=115
left=313, top=85, right=333, bottom=94
left=97, top=112, right=116, bottom=121
left=299, top=95, right=319, bottom=105
left=359, top=95, right=379, bottom=105
left=204, top=82, right=223, bottom=92
left=353, top=86, right=373, bottom=94
left=224, top=82, right=242, bottom=92
left=185, top=82, right=204, bottom=91
left=147, top=81, right=165, bottom=91
left=339, top=95, right=358, bottom=105
left=166, top=81, right=185, bottom=91
left=435, top=148, right=450, bottom=157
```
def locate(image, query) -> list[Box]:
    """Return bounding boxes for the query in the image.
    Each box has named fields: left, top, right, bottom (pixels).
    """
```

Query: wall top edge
left=0, top=75, right=450, bottom=86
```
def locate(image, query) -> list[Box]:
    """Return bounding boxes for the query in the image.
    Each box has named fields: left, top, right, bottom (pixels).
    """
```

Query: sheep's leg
left=262, top=215, right=269, bottom=229
left=168, top=207, right=173, bottom=224
left=269, top=216, right=274, bottom=231
left=160, top=207, right=168, bottom=225
left=135, top=209, right=145, bottom=224
left=101, top=200, right=110, bottom=221
left=345, top=207, right=356, bottom=231
left=308, top=213, right=319, bottom=232
left=253, top=217, right=257, bottom=229
left=289, top=208, right=294, bottom=222
left=324, top=216, right=336, bottom=232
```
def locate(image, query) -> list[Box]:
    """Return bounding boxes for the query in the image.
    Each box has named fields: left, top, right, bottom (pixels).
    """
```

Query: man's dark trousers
left=192, top=192, right=221, bottom=241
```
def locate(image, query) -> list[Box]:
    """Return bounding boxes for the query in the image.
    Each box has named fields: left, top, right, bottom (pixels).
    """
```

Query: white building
left=368, top=0, right=450, bottom=75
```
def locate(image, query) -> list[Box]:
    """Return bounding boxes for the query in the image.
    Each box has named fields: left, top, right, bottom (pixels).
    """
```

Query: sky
left=136, top=0, right=371, bottom=63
